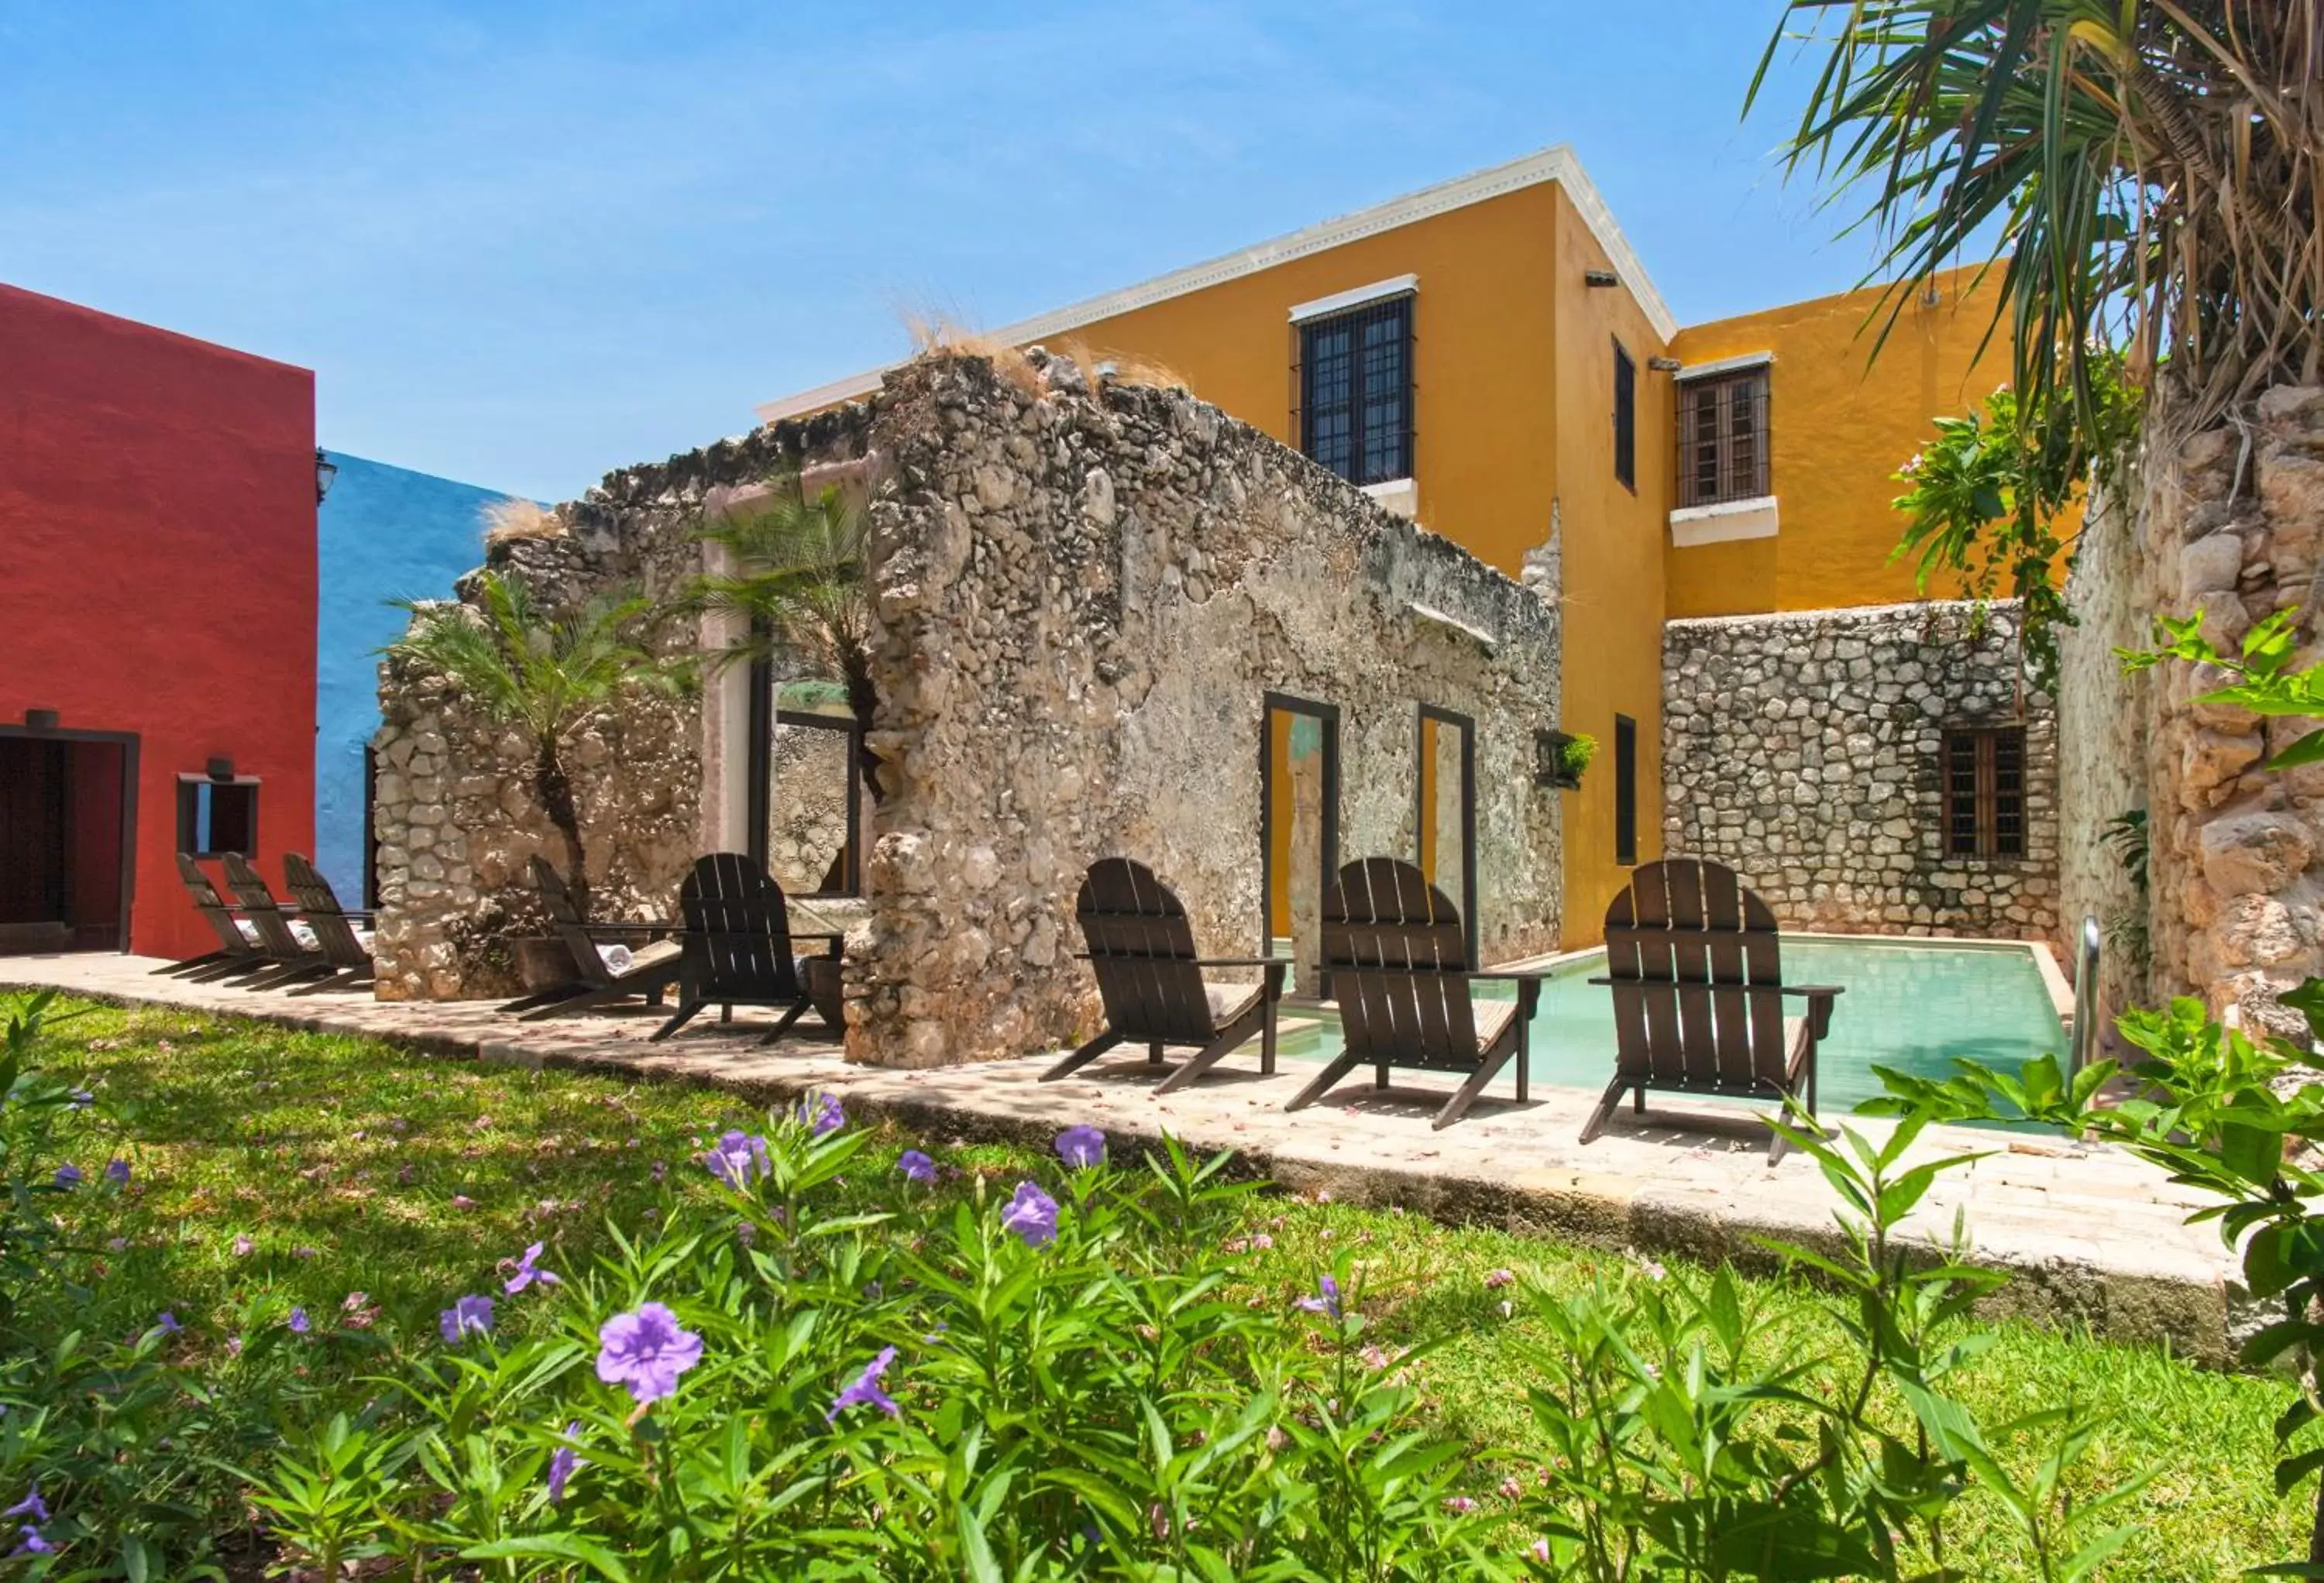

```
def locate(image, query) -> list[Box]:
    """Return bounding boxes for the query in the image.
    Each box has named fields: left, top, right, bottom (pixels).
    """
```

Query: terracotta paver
left=3, top=951, right=2244, bottom=1361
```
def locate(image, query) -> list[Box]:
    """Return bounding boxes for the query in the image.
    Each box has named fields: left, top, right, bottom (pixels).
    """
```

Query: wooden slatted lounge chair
left=1041, top=857, right=1289, bottom=1093
left=649, top=853, right=842, bottom=1044
left=1578, top=857, right=1844, bottom=1164
left=165, top=854, right=266, bottom=980
left=508, top=855, right=684, bottom=1021
left=278, top=852, right=376, bottom=995
left=218, top=852, right=335, bottom=988
left=1284, top=857, right=1544, bottom=1130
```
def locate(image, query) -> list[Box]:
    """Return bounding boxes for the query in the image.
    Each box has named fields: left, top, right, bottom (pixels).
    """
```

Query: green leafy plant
left=1890, top=369, right=2140, bottom=688
left=386, top=569, right=683, bottom=913
left=682, top=475, right=886, bottom=800
left=1556, top=733, right=1597, bottom=789
left=1751, top=2, right=2321, bottom=456
left=2123, top=605, right=2324, bottom=771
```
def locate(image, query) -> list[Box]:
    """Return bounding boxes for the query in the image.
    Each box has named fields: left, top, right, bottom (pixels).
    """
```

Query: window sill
left=1669, top=494, right=1778, bottom=547
left=1361, top=477, right=1419, bottom=520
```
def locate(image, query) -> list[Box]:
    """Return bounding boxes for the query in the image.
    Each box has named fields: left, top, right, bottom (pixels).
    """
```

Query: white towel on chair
left=235, top=919, right=261, bottom=945
left=290, top=920, right=320, bottom=950
left=596, top=942, right=635, bottom=975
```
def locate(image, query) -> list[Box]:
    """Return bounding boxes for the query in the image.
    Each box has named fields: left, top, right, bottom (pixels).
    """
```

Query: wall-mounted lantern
left=315, top=449, right=339, bottom=505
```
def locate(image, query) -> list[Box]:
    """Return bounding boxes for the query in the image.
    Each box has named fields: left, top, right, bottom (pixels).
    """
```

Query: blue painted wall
left=315, top=451, right=505, bottom=903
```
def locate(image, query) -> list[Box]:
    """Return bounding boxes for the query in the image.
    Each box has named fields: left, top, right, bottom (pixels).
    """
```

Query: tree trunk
left=534, top=740, right=590, bottom=915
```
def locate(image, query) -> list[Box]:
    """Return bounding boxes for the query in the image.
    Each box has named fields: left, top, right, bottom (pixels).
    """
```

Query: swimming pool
left=1277, top=937, right=2069, bottom=1116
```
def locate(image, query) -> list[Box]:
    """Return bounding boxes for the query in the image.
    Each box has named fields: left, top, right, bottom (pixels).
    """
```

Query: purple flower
left=701, top=1130, right=770, bottom=1189
left=439, top=1294, right=494, bottom=1344
left=1054, top=1125, right=1106, bottom=1170
left=595, top=1302, right=703, bottom=1403
left=51, top=1164, right=81, bottom=1189
left=232, top=1234, right=255, bottom=1257
left=2, top=1490, right=46, bottom=1524
left=506, top=1241, right=561, bottom=1294
left=104, top=1158, right=130, bottom=1186
left=1001, top=1181, right=1060, bottom=1248
left=157, top=1311, right=182, bottom=1335
left=1297, top=1275, right=1343, bottom=1320
left=546, top=1422, right=583, bottom=1502
left=12, top=1526, right=52, bottom=1556
left=801, top=1092, right=845, bottom=1138
left=827, top=1346, right=900, bottom=1422
left=897, top=1149, right=936, bottom=1185
left=287, top=1307, right=311, bottom=1334
left=69, top=1088, right=93, bottom=1110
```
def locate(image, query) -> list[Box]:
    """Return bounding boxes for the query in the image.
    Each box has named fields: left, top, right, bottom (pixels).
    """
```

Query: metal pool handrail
left=2068, top=915, right=2101, bottom=1078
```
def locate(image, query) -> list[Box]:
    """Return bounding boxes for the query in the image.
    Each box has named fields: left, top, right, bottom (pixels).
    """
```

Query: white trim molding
left=1289, top=274, right=1418, bottom=324
left=755, top=145, right=1679, bottom=422
left=1360, top=476, right=1418, bottom=519
left=1676, top=350, right=1774, bottom=383
left=1407, top=601, right=1497, bottom=650
left=1669, top=494, right=1779, bottom=547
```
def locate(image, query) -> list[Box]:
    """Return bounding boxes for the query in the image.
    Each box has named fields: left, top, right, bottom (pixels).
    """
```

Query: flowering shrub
left=247, top=1101, right=1480, bottom=1578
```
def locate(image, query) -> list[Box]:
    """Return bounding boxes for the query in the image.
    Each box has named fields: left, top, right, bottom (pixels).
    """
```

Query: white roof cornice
left=755, top=144, right=1678, bottom=423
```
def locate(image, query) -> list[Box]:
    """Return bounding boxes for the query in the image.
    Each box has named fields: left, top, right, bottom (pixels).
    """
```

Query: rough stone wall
left=373, top=352, right=1563, bottom=1066
left=2055, top=478, right=2151, bottom=1037
left=2133, top=386, right=2324, bottom=1037
left=370, top=406, right=881, bottom=998
left=765, top=721, right=852, bottom=895
left=856, top=352, right=1564, bottom=1066
left=1662, top=601, right=2059, bottom=939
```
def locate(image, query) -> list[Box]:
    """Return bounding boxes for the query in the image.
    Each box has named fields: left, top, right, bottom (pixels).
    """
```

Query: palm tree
left=1752, top=1, right=2320, bottom=448
left=682, top=476, right=887, bottom=801
left=387, top=569, right=676, bottom=914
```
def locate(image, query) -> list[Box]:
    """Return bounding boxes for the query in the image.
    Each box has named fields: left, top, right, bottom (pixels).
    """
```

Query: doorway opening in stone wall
left=750, top=676, right=864, bottom=899
left=1415, top=704, right=1478, bottom=963
left=1262, top=693, right=1340, bottom=1000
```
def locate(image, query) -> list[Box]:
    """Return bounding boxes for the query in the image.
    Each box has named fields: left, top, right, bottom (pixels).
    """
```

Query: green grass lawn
left=34, top=997, right=2310, bottom=1577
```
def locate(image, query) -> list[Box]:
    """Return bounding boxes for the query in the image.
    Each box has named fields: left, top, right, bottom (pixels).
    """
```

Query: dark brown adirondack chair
left=1041, top=857, right=1288, bottom=1093
left=278, top=853, right=376, bottom=995
left=508, top=855, right=684, bottom=1021
left=650, top=853, right=842, bottom=1044
left=1579, top=858, right=1844, bottom=1164
left=165, top=854, right=266, bottom=980
left=1285, top=857, right=1543, bottom=1129
left=218, top=853, right=334, bottom=987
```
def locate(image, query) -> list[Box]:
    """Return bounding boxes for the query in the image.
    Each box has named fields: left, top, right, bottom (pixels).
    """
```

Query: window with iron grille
left=1676, top=365, right=1771, bottom=507
left=1613, top=340, right=1636, bottom=492
left=1942, top=726, right=2026, bottom=858
left=1298, top=295, right=1411, bottom=486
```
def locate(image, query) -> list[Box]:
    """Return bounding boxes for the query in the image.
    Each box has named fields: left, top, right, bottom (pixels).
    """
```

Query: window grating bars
left=1294, top=295, right=1413, bottom=486
left=1676, top=366, right=1771, bottom=507
left=1942, top=726, right=2025, bottom=859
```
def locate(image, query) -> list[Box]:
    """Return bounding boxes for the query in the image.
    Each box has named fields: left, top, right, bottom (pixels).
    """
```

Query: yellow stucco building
left=759, top=146, right=2006, bottom=946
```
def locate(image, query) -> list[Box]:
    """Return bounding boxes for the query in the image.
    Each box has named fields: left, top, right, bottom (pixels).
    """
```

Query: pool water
left=1277, top=938, right=2067, bottom=1118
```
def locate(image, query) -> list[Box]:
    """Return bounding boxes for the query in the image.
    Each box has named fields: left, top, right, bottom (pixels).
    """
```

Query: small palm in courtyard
left=387, top=569, right=677, bottom=913
left=684, top=474, right=886, bottom=799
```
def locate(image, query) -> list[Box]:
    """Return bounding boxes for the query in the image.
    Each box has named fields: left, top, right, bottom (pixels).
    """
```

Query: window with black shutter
left=1614, top=714, right=1638, bottom=867
left=1613, top=340, right=1636, bottom=492
left=1676, top=365, right=1772, bottom=507
left=177, top=776, right=260, bottom=858
left=1298, top=296, right=1411, bottom=486
left=1942, top=727, right=2025, bottom=858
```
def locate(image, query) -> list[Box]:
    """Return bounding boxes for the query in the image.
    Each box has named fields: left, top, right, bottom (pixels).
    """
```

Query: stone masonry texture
left=1662, top=601, right=2060, bottom=939
left=2056, top=384, right=2324, bottom=1039
left=374, top=350, right=1566, bottom=1067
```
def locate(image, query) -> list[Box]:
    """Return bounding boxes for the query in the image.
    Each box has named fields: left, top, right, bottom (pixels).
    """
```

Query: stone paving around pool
left=4, top=951, right=2243, bottom=1365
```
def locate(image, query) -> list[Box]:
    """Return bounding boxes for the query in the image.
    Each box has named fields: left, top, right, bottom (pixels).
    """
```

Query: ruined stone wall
left=370, top=407, right=880, bottom=999
left=2130, top=386, right=2324, bottom=1037
left=373, top=352, right=1563, bottom=1066
left=1662, top=601, right=2059, bottom=939
left=855, top=352, right=1563, bottom=1067
left=765, top=720, right=853, bottom=895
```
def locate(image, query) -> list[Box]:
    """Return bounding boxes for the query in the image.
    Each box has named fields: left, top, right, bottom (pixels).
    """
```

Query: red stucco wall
left=0, top=283, right=317, bottom=960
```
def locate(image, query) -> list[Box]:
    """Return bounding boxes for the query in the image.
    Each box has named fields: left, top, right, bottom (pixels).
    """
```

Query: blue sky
left=0, top=2, right=1889, bottom=501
